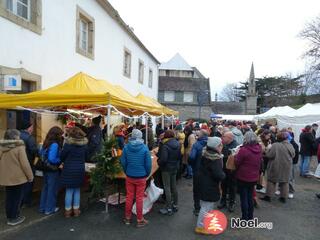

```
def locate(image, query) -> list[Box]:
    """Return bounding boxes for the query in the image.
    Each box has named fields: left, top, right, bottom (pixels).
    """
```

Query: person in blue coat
left=60, top=127, right=88, bottom=218
left=39, top=126, right=64, bottom=215
left=189, top=129, right=208, bottom=216
left=120, top=129, right=151, bottom=228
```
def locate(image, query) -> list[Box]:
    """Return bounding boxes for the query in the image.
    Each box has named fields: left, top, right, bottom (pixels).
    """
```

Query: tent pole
left=171, top=115, right=174, bottom=130
left=107, top=105, right=111, bottom=140
left=161, top=114, right=164, bottom=129
left=145, top=114, right=148, bottom=146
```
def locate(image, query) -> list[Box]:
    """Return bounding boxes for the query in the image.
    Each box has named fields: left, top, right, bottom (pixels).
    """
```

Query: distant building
left=158, top=53, right=211, bottom=120
left=245, top=63, right=258, bottom=114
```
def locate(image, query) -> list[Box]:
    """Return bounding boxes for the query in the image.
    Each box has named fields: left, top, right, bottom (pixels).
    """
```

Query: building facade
left=0, top=0, right=159, bottom=139
left=158, top=53, right=211, bottom=121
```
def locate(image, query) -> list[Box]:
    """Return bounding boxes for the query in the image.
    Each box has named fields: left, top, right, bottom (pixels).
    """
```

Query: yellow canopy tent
left=0, top=72, right=150, bottom=113
left=136, top=93, right=179, bottom=116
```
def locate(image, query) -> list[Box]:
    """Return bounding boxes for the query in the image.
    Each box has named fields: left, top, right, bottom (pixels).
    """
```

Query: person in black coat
left=87, top=116, right=103, bottom=162
left=218, top=131, right=238, bottom=212
left=60, top=127, right=88, bottom=218
left=195, top=137, right=225, bottom=234
left=157, top=130, right=181, bottom=215
left=299, top=125, right=315, bottom=177
left=19, top=122, right=38, bottom=207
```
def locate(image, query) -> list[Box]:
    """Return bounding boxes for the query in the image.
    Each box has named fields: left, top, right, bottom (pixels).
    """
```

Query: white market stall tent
left=277, top=103, right=320, bottom=143
left=254, top=106, right=296, bottom=121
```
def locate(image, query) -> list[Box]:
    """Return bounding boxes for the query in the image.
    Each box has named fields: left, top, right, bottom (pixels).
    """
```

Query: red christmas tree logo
left=203, top=210, right=227, bottom=235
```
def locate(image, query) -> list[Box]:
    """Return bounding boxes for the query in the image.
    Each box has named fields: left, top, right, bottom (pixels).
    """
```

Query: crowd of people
left=1, top=115, right=320, bottom=234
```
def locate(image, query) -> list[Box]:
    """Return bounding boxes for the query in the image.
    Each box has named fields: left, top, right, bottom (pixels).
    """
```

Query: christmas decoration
left=89, top=137, right=122, bottom=198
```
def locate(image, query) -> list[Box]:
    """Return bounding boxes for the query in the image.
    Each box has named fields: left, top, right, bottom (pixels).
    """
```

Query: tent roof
left=0, top=72, right=134, bottom=109
left=255, top=106, right=296, bottom=119
left=0, top=72, right=178, bottom=116
left=136, top=93, right=179, bottom=116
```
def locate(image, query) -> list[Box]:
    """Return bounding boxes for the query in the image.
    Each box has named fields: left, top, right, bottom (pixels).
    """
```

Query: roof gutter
left=96, top=0, right=160, bottom=64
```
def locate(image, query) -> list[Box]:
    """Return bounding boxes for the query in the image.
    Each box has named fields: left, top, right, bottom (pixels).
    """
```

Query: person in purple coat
left=235, top=131, right=262, bottom=220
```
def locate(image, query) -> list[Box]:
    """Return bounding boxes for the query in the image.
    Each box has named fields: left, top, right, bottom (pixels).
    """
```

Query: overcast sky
left=109, top=0, right=320, bottom=97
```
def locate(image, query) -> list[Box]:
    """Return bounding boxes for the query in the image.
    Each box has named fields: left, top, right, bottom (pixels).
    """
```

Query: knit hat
left=131, top=129, right=142, bottom=139
left=175, top=124, right=182, bottom=131
left=207, top=137, right=222, bottom=150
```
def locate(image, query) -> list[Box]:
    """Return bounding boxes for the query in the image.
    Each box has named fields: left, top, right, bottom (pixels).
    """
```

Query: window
left=148, top=69, right=153, bottom=88
left=1, top=0, right=41, bottom=34
left=123, top=49, right=131, bottom=78
left=79, top=19, right=89, bottom=52
left=6, top=0, right=30, bottom=20
left=76, top=6, right=95, bottom=60
left=164, top=91, right=174, bottom=102
left=183, top=92, right=194, bottom=103
left=138, top=60, right=144, bottom=84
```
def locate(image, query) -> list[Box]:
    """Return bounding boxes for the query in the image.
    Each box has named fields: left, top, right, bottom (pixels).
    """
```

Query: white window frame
left=148, top=69, right=153, bottom=88
left=6, top=0, right=30, bottom=21
left=164, top=91, right=175, bottom=102
left=138, top=60, right=144, bottom=84
left=183, top=91, right=194, bottom=103
left=123, top=48, right=131, bottom=78
left=79, top=18, right=89, bottom=52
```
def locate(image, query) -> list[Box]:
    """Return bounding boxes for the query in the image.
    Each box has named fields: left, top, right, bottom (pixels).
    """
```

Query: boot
left=64, top=209, right=72, bottom=218
left=279, top=197, right=286, bottom=203
left=228, top=202, right=235, bottom=212
left=73, top=208, right=81, bottom=217
left=260, top=196, right=271, bottom=202
left=217, top=198, right=227, bottom=209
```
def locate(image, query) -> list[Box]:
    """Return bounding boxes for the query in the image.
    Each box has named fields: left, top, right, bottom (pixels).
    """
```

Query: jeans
left=5, top=184, right=25, bottom=219
left=196, top=200, right=215, bottom=228
left=237, top=180, right=255, bottom=220
left=186, top=165, right=193, bottom=176
left=65, top=188, right=80, bottom=210
left=289, top=164, right=296, bottom=193
left=221, top=170, right=236, bottom=203
left=300, top=155, right=311, bottom=176
left=39, top=171, right=59, bottom=214
left=125, top=177, right=146, bottom=221
left=161, top=170, right=178, bottom=208
left=193, top=172, right=200, bottom=210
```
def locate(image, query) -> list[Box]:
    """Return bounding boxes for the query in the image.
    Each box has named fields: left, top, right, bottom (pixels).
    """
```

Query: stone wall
left=210, top=102, right=246, bottom=115
left=165, top=101, right=246, bottom=121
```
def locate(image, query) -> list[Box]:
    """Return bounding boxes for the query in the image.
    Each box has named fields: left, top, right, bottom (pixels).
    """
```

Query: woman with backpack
left=60, top=127, right=88, bottom=217
left=39, top=126, right=64, bottom=215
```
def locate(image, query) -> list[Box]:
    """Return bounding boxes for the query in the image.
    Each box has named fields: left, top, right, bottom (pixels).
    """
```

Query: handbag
left=226, top=154, right=236, bottom=170
left=34, top=152, right=59, bottom=172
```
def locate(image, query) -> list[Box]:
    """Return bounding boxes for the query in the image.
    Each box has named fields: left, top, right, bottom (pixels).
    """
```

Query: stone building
left=158, top=53, right=211, bottom=121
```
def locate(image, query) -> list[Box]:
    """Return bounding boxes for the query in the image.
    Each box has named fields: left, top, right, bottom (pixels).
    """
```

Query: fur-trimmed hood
left=64, top=137, right=88, bottom=146
left=0, top=140, right=25, bottom=153
left=203, top=148, right=223, bottom=161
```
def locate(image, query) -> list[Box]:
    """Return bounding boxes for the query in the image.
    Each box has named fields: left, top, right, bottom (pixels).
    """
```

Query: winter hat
left=131, top=129, right=142, bottom=139
left=21, top=121, right=32, bottom=130
left=92, top=115, right=102, bottom=125
left=207, top=137, right=222, bottom=150
left=175, top=124, right=182, bottom=131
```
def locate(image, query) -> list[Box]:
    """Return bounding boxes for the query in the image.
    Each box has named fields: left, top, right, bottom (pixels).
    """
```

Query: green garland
left=89, top=137, right=122, bottom=198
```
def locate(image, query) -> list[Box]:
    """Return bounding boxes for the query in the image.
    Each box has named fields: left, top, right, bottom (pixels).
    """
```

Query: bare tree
left=300, top=15, right=320, bottom=70
left=219, top=83, right=240, bottom=102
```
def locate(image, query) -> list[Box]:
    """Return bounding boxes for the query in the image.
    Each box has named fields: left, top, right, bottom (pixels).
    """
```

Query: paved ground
left=1, top=169, right=320, bottom=240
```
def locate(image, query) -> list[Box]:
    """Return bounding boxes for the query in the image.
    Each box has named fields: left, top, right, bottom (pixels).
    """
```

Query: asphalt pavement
left=1, top=171, right=320, bottom=240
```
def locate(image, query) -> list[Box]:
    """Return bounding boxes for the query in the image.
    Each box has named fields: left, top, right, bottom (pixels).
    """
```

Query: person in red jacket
left=235, top=131, right=262, bottom=220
